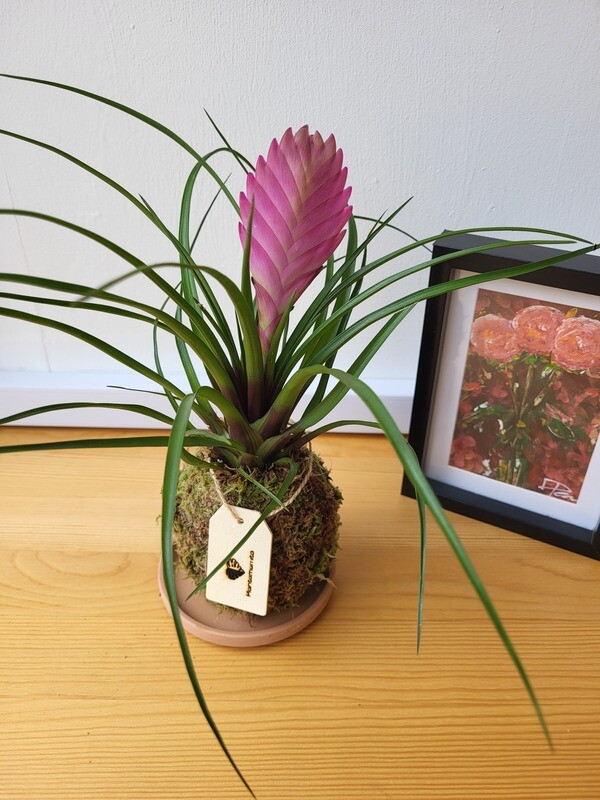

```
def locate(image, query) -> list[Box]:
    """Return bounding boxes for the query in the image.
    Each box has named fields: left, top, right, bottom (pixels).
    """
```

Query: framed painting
left=403, top=233, right=600, bottom=558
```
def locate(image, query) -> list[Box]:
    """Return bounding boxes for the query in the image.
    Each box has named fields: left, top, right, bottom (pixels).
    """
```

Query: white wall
left=1, top=0, right=599, bottom=428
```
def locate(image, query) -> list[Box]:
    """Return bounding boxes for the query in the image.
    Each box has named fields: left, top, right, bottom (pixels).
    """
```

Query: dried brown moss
left=173, top=448, right=342, bottom=615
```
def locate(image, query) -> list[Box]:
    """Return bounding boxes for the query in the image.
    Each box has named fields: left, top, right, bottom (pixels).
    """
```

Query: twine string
left=267, top=447, right=313, bottom=519
left=209, top=444, right=313, bottom=524
left=209, top=470, right=245, bottom=523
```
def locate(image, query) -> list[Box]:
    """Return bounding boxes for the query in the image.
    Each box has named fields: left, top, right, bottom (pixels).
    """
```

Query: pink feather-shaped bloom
left=239, top=126, right=352, bottom=351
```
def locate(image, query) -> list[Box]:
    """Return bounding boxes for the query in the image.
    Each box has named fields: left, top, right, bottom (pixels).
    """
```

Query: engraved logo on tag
left=206, top=506, right=272, bottom=615
left=225, top=558, right=245, bottom=580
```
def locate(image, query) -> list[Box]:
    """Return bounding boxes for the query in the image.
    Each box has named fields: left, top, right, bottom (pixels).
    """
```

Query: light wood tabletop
left=1, top=427, right=599, bottom=799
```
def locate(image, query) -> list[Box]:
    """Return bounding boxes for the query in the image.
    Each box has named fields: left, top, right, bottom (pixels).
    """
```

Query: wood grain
left=1, top=427, right=599, bottom=799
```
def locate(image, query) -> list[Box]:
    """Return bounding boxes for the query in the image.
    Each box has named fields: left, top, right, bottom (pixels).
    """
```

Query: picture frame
left=403, top=233, right=600, bottom=559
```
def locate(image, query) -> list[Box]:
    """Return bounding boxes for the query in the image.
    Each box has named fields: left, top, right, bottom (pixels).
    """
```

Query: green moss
left=173, top=448, right=342, bottom=615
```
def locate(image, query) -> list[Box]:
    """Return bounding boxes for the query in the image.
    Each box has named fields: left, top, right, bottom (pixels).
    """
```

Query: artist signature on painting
left=537, top=478, right=577, bottom=502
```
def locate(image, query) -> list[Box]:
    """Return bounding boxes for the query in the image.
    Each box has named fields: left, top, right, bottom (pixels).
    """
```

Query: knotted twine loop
left=209, top=442, right=313, bottom=524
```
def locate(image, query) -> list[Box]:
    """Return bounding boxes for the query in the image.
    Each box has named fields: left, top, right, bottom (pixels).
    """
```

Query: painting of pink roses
left=450, top=289, right=600, bottom=503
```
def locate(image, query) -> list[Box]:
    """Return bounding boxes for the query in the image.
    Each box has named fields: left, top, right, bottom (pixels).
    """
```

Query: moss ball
left=173, top=448, right=342, bottom=614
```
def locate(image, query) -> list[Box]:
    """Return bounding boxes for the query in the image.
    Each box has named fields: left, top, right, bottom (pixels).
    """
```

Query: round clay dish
left=158, top=555, right=335, bottom=647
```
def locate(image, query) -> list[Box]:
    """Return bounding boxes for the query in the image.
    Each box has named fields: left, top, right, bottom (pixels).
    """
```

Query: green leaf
left=293, top=366, right=553, bottom=746
left=234, top=203, right=263, bottom=418
left=0, top=272, right=220, bottom=431
left=108, top=385, right=170, bottom=397
left=311, top=254, right=336, bottom=338
left=240, top=199, right=255, bottom=308
left=0, top=305, right=188, bottom=401
left=190, top=177, right=231, bottom=253
left=236, top=467, right=285, bottom=507
left=294, top=223, right=359, bottom=406
left=0, top=128, right=197, bottom=270
left=129, top=190, right=243, bottom=381
left=546, top=417, right=575, bottom=441
left=0, top=435, right=212, bottom=457
left=171, top=307, right=202, bottom=392
left=263, top=293, right=296, bottom=395
left=299, top=235, right=367, bottom=415
left=291, top=312, right=408, bottom=433
left=0, top=290, right=163, bottom=327
left=289, top=420, right=381, bottom=450
left=177, top=162, right=236, bottom=354
left=207, top=304, right=255, bottom=422
left=353, top=213, right=433, bottom=253
left=160, top=392, right=255, bottom=797
left=189, top=386, right=257, bottom=449
left=0, top=207, right=143, bottom=265
left=258, top=308, right=412, bottom=446
left=332, top=236, right=573, bottom=325
left=0, top=74, right=240, bottom=213
left=297, top=243, right=598, bottom=373
left=203, top=108, right=253, bottom=174
left=279, top=201, right=414, bottom=370
left=278, top=225, right=592, bottom=380
left=0, top=273, right=242, bottom=418
left=86, top=261, right=263, bottom=422
left=0, top=402, right=174, bottom=427
left=186, top=429, right=247, bottom=453
left=0, top=210, right=241, bottom=401
left=152, top=292, right=185, bottom=417
left=0, top=130, right=242, bottom=365
left=415, top=491, right=427, bottom=654
left=0, top=280, right=228, bottom=394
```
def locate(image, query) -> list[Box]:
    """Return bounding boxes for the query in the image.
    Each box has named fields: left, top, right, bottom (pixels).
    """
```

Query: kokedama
left=0, top=74, right=597, bottom=797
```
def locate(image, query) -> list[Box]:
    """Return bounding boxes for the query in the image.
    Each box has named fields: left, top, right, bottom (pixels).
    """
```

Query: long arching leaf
left=204, top=109, right=253, bottom=175
left=0, top=210, right=240, bottom=399
left=286, top=419, right=380, bottom=449
left=0, top=273, right=222, bottom=429
left=0, top=306, right=187, bottom=399
left=81, top=261, right=264, bottom=418
left=0, top=128, right=195, bottom=269
left=0, top=74, right=240, bottom=213
left=257, top=308, right=412, bottom=444
left=271, top=365, right=553, bottom=745
left=277, top=225, right=591, bottom=374
left=296, top=243, right=598, bottom=372
left=160, top=392, right=255, bottom=797
left=0, top=435, right=213, bottom=457
left=354, top=213, right=433, bottom=253
left=178, top=161, right=234, bottom=352
left=0, top=402, right=174, bottom=427
left=302, top=238, right=579, bottom=358
left=415, top=490, right=427, bottom=654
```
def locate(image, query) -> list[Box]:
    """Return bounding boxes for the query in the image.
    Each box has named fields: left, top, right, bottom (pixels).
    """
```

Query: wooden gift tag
left=205, top=505, right=273, bottom=616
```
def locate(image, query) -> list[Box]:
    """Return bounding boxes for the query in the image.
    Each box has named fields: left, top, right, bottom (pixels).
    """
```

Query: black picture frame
left=402, top=233, right=600, bottom=559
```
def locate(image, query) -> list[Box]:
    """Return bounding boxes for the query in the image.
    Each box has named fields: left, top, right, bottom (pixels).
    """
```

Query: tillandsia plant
left=0, top=74, right=598, bottom=796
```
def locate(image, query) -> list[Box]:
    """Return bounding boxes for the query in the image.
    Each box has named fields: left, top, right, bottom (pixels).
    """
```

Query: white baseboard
left=0, top=371, right=415, bottom=433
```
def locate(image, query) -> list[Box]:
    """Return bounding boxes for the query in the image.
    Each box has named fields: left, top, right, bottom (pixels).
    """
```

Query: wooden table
left=1, top=427, right=599, bottom=799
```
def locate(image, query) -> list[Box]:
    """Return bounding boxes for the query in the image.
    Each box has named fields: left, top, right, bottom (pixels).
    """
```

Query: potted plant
left=0, top=74, right=596, bottom=796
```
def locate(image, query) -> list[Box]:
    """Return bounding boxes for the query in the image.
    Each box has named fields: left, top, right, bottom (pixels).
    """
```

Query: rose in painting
left=512, top=305, right=564, bottom=355
left=552, top=316, right=600, bottom=371
left=470, top=314, right=520, bottom=362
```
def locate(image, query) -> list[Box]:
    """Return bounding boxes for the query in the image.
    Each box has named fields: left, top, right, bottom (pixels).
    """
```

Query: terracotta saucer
left=158, top=556, right=335, bottom=647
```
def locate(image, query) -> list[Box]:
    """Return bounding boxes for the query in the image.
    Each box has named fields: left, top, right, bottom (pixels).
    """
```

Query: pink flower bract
left=470, top=314, right=520, bottom=362
left=552, top=316, right=600, bottom=371
left=239, top=126, right=352, bottom=350
left=512, top=304, right=564, bottom=354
